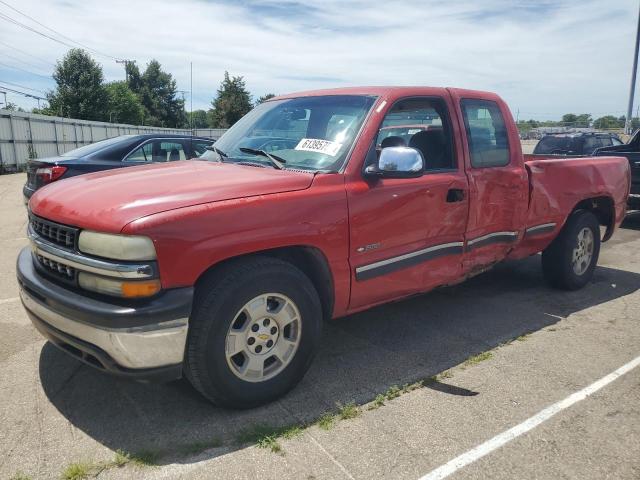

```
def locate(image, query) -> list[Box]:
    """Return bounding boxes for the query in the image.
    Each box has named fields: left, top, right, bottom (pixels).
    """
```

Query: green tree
left=593, top=115, right=622, bottom=130
left=255, top=93, right=276, bottom=105
left=616, top=115, right=640, bottom=131
left=46, top=48, right=108, bottom=120
left=561, top=113, right=577, bottom=125
left=125, top=61, right=143, bottom=92
left=3, top=102, right=24, bottom=111
left=136, top=60, right=185, bottom=127
left=105, top=81, right=144, bottom=124
left=575, top=114, right=592, bottom=128
left=188, top=109, right=209, bottom=129
left=208, top=71, right=252, bottom=128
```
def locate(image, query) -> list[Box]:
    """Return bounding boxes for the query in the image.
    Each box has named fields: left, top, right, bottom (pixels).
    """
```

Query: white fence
left=0, top=109, right=227, bottom=172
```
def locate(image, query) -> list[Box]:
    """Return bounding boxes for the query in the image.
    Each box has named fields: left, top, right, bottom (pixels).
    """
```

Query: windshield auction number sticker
left=295, top=138, right=342, bottom=156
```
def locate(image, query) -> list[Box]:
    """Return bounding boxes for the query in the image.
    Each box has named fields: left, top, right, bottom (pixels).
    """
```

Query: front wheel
left=541, top=210, right=601, bottom=290
left=185, top=257, right=323, bottom=408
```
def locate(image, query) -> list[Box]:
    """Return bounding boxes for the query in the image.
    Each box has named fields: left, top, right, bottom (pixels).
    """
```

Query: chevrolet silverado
left=18, top=87, right=630, bottom=408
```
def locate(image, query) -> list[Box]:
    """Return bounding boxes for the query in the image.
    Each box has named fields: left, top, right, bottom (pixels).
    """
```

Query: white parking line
left=419, top=354, right=640, bottom=480
left=0, top=297, right=19, bottom=305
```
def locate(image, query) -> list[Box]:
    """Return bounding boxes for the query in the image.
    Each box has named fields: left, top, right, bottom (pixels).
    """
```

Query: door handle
left=446, top=188, right=465, bottom=202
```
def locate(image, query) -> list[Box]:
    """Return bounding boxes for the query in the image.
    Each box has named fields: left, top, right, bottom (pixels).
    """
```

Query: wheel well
left=194, top=246, right=335, bottom=321
left=572, top=196, right=615, bottom=241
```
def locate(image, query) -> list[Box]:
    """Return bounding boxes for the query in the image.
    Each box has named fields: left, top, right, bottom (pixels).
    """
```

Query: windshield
left=60, top=135, right=132, bottom=157
left=200, top=95, right=376, bottom=171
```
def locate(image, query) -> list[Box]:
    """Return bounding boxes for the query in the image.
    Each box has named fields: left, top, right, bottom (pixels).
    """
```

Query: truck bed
left=507, top=154, right=631, bottom=259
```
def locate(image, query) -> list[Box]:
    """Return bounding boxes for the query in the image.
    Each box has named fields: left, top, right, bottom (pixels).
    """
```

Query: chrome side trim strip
left=355, top=241, right=464, bottom=281
left=28, top=227, right=156, bottom=279
left=467, top=231, right=518, bottom=246
left=21, top=288, right=188, bottom=369
left=525, top=222, right=557, bottom=236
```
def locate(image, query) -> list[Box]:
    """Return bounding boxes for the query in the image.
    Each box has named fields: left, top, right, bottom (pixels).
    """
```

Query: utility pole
left=116, top=59, right=135, bottom=83
left=626, top=2, right=640, bottom=134
left=190, top=62, right=193, bottom=134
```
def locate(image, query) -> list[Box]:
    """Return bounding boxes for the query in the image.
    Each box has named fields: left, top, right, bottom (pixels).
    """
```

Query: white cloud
left=0, top=0, right=637, bottom=120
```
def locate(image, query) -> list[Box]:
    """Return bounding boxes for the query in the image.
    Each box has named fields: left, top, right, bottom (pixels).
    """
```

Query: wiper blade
left=205, top=145, right=228, bottom=160
left=239, top=147, right=286, bottom=170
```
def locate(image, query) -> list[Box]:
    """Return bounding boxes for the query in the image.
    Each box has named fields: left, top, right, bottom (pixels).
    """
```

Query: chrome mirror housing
left=365, top=146, right=424, bottom=178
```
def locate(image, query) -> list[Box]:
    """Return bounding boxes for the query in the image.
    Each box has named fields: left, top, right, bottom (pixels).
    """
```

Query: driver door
left=346, top=96, right=469, bottom=309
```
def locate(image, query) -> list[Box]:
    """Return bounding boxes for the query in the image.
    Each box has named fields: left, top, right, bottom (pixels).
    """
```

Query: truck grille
left=36, top=254, right=77, bottom=281
left=29, top=215, right=77, bottom=249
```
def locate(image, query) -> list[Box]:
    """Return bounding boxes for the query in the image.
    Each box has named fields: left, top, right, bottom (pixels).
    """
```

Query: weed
left=368, top=393, right=386, bottom=410
left=10, top=473, right=32, bottom=480
left=317, top=412, right=337, bottom=430
left=463, top=351, right=493, bottom=367
left=384, top=385, right=402, bottom=400
left=338, top=402, right=360, bottom=420
left=127, top=450, right=160, bottom=467
left=237, top=423, right=304, bottom=454
left=61, top=463, right=91, bottom=480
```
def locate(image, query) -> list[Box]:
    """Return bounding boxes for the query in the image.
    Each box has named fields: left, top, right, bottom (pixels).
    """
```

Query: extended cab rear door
left=448, top=89, right=529, bottom=273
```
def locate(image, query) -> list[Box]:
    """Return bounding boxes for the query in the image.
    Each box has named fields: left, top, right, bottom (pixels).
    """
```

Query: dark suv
left=24, top=134, right=214, bottom=201
left=533, top=132, right=623, bottom=156
left=596, top=130, right=640, bottom=209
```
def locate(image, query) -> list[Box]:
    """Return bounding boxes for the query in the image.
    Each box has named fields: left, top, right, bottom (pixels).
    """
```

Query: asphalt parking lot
left=1, top=171, right=639, bottom=480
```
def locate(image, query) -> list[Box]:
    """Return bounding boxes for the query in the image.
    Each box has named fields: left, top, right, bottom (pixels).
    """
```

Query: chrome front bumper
left=17, top=246, right=193, bottom=380
left=20, top=287, right=188, bottom=370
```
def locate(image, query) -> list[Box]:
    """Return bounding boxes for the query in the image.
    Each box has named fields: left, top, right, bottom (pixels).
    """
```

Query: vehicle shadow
left=39, top=255, right=640, bottom=465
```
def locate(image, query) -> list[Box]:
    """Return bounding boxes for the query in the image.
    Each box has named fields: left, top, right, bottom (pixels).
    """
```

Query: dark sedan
left=23, top=134, right=214, bottom=200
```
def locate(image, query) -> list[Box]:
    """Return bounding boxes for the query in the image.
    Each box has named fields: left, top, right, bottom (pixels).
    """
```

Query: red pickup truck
left=18, top=87, right=630, bottom=408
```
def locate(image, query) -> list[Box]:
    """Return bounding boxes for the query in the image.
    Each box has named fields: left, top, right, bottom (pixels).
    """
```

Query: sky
left=0, top=0, right=638, bottom=120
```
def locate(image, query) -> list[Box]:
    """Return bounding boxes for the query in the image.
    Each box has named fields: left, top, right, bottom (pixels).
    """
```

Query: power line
left=0, top=79, right=46, bottom=94
left=0, top=50, right=51, bottom=74
left=0, top=0, right=121, bottom=61
left=0, top=60, right=53, bottom=80
left=0, top=12, right=78, bottom=50
left=0, top=39, right=55, bottom=67
left=0, top=84, right=46, bottom=100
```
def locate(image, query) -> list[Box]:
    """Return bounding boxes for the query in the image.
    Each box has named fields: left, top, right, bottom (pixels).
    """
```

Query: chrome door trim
left=355, top=241, right=464, bottom=281
left=524, top=222, right=557, bottom=237
left=466, top=231, right=518, bottom=250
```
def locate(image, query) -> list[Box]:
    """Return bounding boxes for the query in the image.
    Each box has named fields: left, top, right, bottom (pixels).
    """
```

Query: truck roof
left=271, top=86, right=496, bottom=100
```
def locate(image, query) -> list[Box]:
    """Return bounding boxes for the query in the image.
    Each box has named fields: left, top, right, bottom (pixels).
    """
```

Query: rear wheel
left=185, top=257, right=323, bottom=408
left=541, top=210, right=600, bottom=290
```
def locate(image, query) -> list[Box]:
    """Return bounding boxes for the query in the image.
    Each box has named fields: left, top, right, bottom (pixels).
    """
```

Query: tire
left=185, top=256, right=323, bottom=408
left=541, top=210, right=600, bottom=290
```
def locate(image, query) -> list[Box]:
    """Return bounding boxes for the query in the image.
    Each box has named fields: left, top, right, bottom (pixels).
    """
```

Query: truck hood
left=29, top=160, right=314, bottom=233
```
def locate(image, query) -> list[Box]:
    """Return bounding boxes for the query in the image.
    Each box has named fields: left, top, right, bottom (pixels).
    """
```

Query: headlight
left=78, top=272, right=161, bottom=298
left=78, top=231, right=156, bottom=261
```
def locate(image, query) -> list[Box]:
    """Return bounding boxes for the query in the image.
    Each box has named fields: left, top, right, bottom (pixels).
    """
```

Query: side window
left=159, top=142, right=186, bottom=162
left=374, top=97, right=455, bottom=170
left=611, top=137, right=623, bottom=146
left=191, top=140, right=213, bottom=156
left=583, top=137, right=600, bottom=154
left=126, top=142, right=153, bottom=162
left=599, top=137, right=612, bottom=147
left=461, top=99, right=509, bottom=167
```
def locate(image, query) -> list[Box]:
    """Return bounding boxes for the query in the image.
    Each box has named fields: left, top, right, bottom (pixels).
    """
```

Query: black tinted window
left=534, top=136, right=572, bottom=154
left=461, top=100, right=509, bottom=167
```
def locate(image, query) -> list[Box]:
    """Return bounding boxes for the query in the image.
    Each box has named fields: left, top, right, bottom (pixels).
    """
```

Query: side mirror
left=364, top=146, right=424, bottom=179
